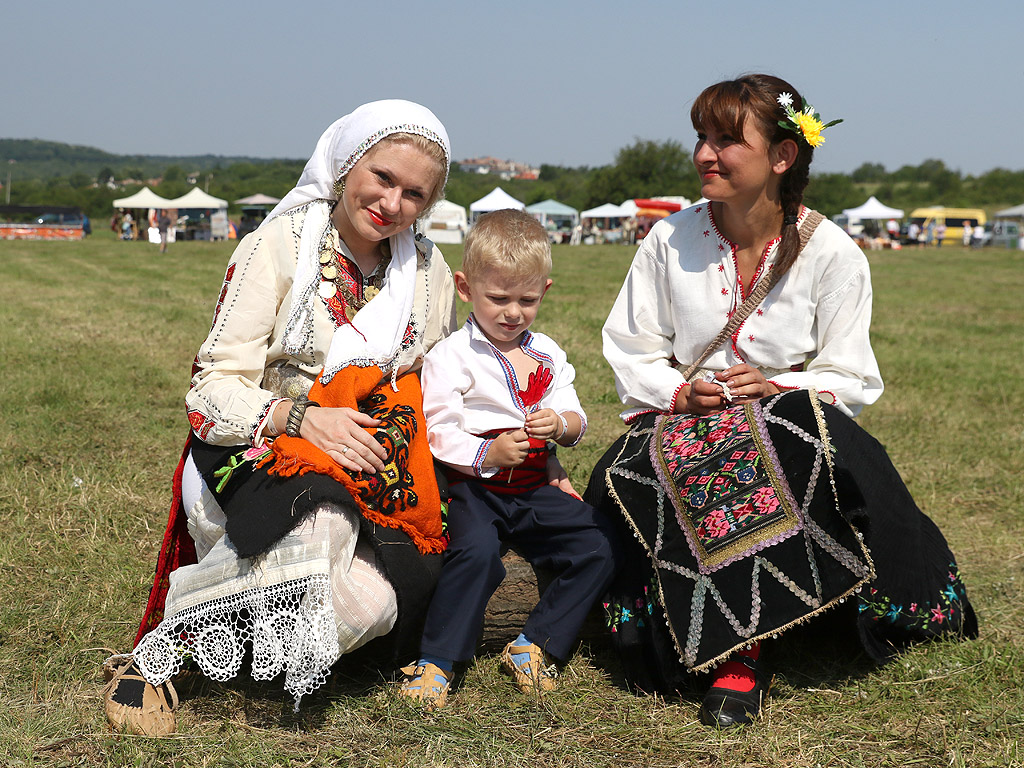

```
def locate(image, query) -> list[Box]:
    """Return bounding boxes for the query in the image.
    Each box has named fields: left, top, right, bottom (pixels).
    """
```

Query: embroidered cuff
left=669, top=382, right=690, bottom=413
left=474, top=437, right=498, bottom=478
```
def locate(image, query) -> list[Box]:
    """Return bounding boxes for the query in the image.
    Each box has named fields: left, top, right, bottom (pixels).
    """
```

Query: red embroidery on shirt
left=721, top=288, right=728, bottom=295
left=703, top=230, right=711, bottom=237
left=188, top=409, right=214, bottom=440
left=757, top=308, right=764, bottom=316
left=210, top=263, right=236, bottom=329
left=748, top=334, right=755, bottom=342
left=695, top=206, right=702, bottom=213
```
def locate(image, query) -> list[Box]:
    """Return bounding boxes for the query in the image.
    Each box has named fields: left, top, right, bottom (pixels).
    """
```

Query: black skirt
left=585, top=390, right=976, bottom=694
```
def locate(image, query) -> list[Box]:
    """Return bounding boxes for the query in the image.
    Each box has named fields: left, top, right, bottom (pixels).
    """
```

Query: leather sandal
left=398, top=663, right=452, bottom=708
left=698, top=655, right=767, bottom=728
left=500, top=641, right=559, bottom=693
left=103, top=658, right=178, bottom=736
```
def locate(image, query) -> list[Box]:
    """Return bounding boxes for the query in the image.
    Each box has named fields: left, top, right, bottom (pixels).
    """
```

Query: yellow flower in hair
left=794, top=112, right=826, bottom=147
left=777, top=93, right=842, bottom=148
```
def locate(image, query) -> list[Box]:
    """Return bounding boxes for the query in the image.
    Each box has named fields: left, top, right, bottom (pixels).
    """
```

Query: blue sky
left=4, top=0, right=1018, bottom=175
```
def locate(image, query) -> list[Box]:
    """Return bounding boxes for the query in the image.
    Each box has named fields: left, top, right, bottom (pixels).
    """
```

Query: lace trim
left=134, top=573, right=339, bottom=709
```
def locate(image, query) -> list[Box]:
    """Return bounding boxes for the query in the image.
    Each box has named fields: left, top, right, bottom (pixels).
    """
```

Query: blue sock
left=510, top=633, right=533, bottom=668
left=417, top=654, right=453, bottom=674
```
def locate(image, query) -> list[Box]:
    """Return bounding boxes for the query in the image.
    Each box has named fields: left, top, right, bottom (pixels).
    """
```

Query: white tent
left=469, top=187, right=525, bottom=222
left=419, top=199, right=468, bottom=243
left=842, top=196, right=904, bottom=220
left=994, top=202, right=1024, bottom=219
left=168, top=188, right=229, bottom=209
left=112, top=187, right=175, bottom=209
left=234, top=193, right=280, bottom=206
left=581, top=202, right=629, bottom=219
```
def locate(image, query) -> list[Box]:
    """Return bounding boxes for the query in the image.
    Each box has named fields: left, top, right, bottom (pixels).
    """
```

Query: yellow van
left=909, top=207, right=987, bottom=246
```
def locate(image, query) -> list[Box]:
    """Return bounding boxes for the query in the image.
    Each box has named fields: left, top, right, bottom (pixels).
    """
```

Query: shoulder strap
left=681, top=210, right=825, bottom=380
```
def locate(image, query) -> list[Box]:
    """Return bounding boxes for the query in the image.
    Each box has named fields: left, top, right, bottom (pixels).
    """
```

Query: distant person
left=962, top=221, right=972, bottom=247
left=907, top=221, right=921, bottom=248
left=885, top=217, right=899, bottom=241
left=588, top=73, right=976, bottom=729
left=121, top=211, right=134, bottom=241
left=157, top=211, right=171, bottom=253
left=82, top=214, right=91, bottom=236
left=925, top=220, right=935, bottom=246
left=935, top=221, right=947, bottom=247
left=971, top=223, right=985, bottom=248
left=398, top=209, right=619, bottom=707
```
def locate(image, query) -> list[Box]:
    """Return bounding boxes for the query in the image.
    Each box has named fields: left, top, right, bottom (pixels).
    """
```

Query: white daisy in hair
left=777, top=92, right=794, bottom=108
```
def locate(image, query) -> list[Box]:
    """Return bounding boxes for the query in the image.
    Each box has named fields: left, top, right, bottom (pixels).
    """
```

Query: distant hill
left=0, top=138, right=298, bottom=182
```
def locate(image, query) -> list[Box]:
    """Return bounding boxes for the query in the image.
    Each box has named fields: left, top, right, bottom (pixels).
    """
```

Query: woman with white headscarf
left=104, top=100, right=458, bottom=735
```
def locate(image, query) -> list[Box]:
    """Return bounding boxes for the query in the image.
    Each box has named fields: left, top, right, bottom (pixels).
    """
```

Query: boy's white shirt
left=420, top=315, right=587, bottom=478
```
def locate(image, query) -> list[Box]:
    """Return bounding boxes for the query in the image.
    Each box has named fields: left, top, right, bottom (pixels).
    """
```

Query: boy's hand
left=524, top=408, right=560, bottom=441
left=483, top=428, right=531, bottom=468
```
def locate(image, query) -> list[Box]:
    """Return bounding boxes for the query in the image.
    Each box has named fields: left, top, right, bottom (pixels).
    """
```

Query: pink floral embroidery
left=701, top=509, right=730, bottom=538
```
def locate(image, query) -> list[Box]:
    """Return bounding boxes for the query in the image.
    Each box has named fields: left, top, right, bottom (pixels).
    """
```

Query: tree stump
left=477, top=550, right=606, bottom=653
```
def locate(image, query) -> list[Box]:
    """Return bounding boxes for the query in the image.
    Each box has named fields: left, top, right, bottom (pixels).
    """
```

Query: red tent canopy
left=634, top=199, right=683, bottom=213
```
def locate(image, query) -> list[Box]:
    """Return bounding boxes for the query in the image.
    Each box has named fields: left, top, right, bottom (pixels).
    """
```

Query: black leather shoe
left=698, top=655, right=766, bottom=728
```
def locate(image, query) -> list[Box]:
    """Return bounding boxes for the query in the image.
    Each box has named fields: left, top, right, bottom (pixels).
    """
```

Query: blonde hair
left=463, top=209, right=551, bottom=282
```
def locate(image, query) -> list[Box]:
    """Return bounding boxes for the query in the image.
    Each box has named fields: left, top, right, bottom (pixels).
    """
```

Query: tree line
left=2, top=138, right=1022, bottom=222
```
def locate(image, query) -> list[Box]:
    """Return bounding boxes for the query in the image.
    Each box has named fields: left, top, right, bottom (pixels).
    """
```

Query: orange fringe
left=259, top=365, right=446, bottom=555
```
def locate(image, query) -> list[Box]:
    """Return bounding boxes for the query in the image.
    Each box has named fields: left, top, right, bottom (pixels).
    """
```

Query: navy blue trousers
left=419, top=480, right=621, bottom=662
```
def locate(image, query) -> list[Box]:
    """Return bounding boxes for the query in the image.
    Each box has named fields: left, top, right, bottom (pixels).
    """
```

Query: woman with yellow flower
left=588, top=74, right=976, bottom=728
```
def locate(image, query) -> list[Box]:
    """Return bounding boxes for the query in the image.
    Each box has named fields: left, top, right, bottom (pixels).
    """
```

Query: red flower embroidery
left=695, top=206, right=702, bottom=213
left=756, top=308, right=764, bottom=316
left=703, top=230, right=711, bottom=237
left=721, top=288, right=728, bottom=295
left=748, top=334, right=755, bottom=342
left=718, top=244, right=725, bottom=252
left=519, top=366, right=553, bottom=409
left=718, top=263, right=725, bottom=271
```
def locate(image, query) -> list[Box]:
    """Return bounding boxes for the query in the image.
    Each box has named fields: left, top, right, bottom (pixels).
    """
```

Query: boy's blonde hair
left=462, top=209, right=551, bottom=282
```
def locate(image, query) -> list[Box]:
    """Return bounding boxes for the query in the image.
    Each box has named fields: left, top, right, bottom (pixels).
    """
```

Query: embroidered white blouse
left=185, top=204, right=456, bottom=446
left=420, top=316, right=587, bottom=477
left=603, top=204, right=883, bottom=419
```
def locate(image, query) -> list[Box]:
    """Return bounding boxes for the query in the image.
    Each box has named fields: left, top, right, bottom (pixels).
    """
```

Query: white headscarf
left=267, top=100, right=450, bottom=384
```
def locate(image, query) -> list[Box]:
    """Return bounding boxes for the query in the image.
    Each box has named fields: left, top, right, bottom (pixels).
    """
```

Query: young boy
left=398, top=209, right=619, bottom=707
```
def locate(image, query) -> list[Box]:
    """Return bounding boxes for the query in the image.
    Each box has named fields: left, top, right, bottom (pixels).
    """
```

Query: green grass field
left=1, top=231, right=1022, bottom=767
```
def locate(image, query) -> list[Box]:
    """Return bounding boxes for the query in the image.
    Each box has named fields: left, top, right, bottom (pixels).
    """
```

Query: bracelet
left=556, top=413, right=569, bottom=441
left=285, top=397, right=320, bottom=437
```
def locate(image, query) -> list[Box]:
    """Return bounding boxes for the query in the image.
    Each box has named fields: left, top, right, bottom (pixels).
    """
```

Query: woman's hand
left=718, top=364, right=781, bottom=403
left=300, top=406, right=388, bottom=475
left=483, top=429, right=530, bottom=468
left=675, top=378, right=729, bottom=415
left=524, top=408, right=559, bottom=441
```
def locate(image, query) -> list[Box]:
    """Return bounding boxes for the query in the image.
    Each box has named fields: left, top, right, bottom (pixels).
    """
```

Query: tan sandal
left=398, top=663, right=452, bottom=708
left=103, top=658, right=178, bottom=736
left=500, top=641, right=559, bottom=693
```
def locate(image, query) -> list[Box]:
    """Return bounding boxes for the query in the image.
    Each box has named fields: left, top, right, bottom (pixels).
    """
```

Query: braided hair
left=690, top=74, right=813, bottom=277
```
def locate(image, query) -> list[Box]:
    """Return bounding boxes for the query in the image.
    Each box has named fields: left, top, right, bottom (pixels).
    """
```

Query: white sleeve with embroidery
left=185, top=228, right=289, bottom=446
left=603, top=239, right=689, bottom=413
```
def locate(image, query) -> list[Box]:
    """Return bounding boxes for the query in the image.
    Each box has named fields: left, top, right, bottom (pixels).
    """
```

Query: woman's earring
left=333, top=177, right=346, bottom=198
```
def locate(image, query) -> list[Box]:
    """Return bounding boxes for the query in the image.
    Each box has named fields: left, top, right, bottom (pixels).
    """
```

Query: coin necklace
left=318, top=234, right=391, bottom=323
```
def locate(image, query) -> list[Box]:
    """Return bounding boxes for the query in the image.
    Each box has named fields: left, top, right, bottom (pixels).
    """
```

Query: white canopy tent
left=994, top=202, right=1024, bottom=219
left=842, top=196, right=904, bottom=220
left=419, top=199, right=468, bottom=243
left=469, top=187, right=525, bottom=222
left=112, top=187, right=175, bottom=209
left=168, top=188, right=229, bottom=209
left=581, top=202, right=629, bottom=219
left=234, top=193, right=281, bottom=206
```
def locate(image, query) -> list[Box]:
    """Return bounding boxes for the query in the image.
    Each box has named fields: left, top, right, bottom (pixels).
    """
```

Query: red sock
left=709, top=642, right=760, bottom=693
